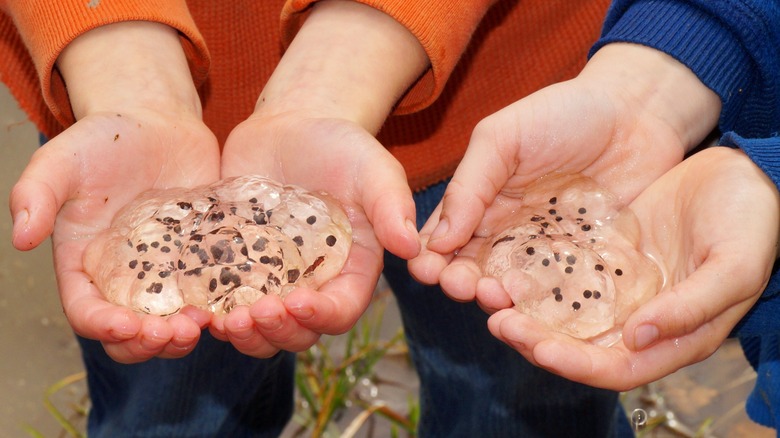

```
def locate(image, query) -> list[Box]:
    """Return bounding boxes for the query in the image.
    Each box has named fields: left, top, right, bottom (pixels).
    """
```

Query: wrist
left=57, top=21, right=202, bottom=119
left=582, top=43, right=721, bottom=151
left=254, top=0, right=428, bottom=134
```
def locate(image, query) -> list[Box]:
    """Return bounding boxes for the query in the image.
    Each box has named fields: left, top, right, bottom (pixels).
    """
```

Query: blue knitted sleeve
left=591, top=0, right=780, bottom=137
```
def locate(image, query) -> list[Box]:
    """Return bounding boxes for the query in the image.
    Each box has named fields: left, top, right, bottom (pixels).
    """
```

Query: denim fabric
left=78, top=179, right=631, bottom=437
left=78, top=334, right=295, bottom=437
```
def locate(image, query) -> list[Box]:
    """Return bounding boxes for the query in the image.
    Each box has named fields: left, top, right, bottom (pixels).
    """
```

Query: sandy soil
left=0, top=85, right=87, bottom=437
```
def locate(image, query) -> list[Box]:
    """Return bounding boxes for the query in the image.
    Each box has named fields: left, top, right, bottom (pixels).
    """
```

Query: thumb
left=359, top=157, right=420, bottom=259
left=622, top=250, right=766, bottom=351
left=425, top=121, right=515, bottom=254
left=10, top=144, right=75, bottom=250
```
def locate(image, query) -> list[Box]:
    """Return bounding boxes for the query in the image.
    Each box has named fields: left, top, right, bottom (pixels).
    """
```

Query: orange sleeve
left=0, top=0, right=210, bottom=128
left=281, top=0, right=496, bottom=114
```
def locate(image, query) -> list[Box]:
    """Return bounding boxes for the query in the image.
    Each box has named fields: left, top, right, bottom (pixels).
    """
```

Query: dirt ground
left=0, top=85, right=86, bottom=436
left=1, top=84, right=775, bottom=438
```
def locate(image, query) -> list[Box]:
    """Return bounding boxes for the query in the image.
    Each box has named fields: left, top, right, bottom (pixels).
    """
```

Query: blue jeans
left=78, top=334, right=294, bottom=437
left=78, top=180, right=631, bottom=437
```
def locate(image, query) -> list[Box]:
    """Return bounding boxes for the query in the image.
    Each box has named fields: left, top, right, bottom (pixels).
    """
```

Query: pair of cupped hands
left=409, top=52, right=779, bottom=391
left=9, top=20, right=780, bottom=392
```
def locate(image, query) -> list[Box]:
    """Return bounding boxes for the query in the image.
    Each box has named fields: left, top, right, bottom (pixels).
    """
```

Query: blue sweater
left=591, top=0, right=780, bottom=429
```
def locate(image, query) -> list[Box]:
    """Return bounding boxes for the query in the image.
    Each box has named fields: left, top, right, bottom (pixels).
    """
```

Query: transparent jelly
left=84, top=176, right=352, bottom=315
left=478, top=174, right=661, bottom=343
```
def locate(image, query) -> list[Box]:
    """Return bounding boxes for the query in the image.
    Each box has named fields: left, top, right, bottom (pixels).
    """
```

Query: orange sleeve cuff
left=281, top=0, right=495, bottom=114
left=1, top=0, right=210, bottom=127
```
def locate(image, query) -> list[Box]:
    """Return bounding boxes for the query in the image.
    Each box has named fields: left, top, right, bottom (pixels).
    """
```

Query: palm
left=476, top=78, right=685, bottom=202
left=414, top=77, right=689, bottom=302
left=217, top=114, right=418, bottom=357
left=11, top=111, right=220, bottom=363
left=488, top=147, right=779, bottom=390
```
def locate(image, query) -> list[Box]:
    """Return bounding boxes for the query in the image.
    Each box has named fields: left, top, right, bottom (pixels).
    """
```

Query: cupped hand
left=10, top=111, right=220, bottom=363
left=214, top=113, right=419, bottom=357
left=408, top=44, right=722, bottom=300
left=488, top=146, right=780, bottom=390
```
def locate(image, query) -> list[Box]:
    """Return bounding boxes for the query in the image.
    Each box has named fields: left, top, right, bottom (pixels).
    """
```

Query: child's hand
left=489, top=147, right=780, bottom=390
left=11, top=111, right=220, bottom=363
left=409, top=44, right=721, bottom=298
left=9, top=21, right=220, bottom=363
left=211, top=0, right=427, bottom=358
left=216, top=114, right=418, bottom=357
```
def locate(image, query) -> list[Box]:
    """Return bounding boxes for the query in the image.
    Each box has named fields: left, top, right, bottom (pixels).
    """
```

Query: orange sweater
left=0, top=0, right=608, bottom=191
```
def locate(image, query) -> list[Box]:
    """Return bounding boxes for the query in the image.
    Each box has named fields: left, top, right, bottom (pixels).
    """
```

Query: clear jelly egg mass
left=84, top=175, right=352, bottom=316
left=478, top=173, right=661, bottom=345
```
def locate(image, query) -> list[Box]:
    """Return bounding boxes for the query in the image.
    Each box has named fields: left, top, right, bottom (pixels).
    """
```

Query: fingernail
left=108, top=328, right=135, bottom=342
left=171, top=335, right=198, bottom=349
left=140, top=333, right=163, bottom=350
left=405, top=218, right=418, bottom=234
left=108, top=313, right=136, bottom=341
left=429, top=217, right=449, bottom=243
left=288, top=304, right=314, bottom=321
left=230, top=329, right=253, bottom=341
left=633, top=324, right=659, bottom=350
left=257, top=315, right=283, bottom=331
left=13, top=209, right=29, bottom=226
left=12, top=209, right=29, bottom=243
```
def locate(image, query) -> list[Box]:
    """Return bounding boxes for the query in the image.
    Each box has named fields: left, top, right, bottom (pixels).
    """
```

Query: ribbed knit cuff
left=723, top=132, right=780, bottom=197
left=590, top=0, right=753, bottom=132
left=5, top=0, right=210, bottom=127
left=281, top=0, right=494, bottom=114
left=735, top=289, right=780, bottom=335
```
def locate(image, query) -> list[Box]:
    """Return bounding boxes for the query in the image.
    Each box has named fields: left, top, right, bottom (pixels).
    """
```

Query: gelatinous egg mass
left=84, top=176, right=352, bottom=316
left=477, top=173, right=661, bottom=344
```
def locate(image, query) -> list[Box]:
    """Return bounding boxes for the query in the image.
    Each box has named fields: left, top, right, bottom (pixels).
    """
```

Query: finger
left=222, top=304, right=283, bottom=358
left=439, top=258, right=481, bottom=302
left=489, top=309, right=624, bottom=385
left=358, top=157, right=420, bottom=259
left=285, top=242, right=379, bottom=334
left=474, top=276, right=514, bottom=312
left=436, top=234, right=515, bottom=310
left=54, top=235, right=143, bottom=342
left=489, top=308, right=715, bottom=390
left=487, top=309, right=544, bottom=367
left=284, top=284, right=368, bottom=336
left=488, top=310, right=631, bottom=388
left=622, top=249, right=767, bottom=351
left=407, top=247, right=454, bottom=285
left=207, top=321, right=230, bottom=342
left=157, top=313, right=203, bottom=359
left=408, top=203, right=453, bottom=284
left=60, top=279, right=143, bottom=342
left=101, top=316, right=175, bottom=363
left=425, top=179, right=489, bottom=254
left=530, top=328, right=718, bottom=391
left=249, top=295, right=321, bottom=351
left=426, top=120, right=515, bottom=253
left=179, top=306, right=214, bottom=329
left=10, top=148, right=75, bottom=250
